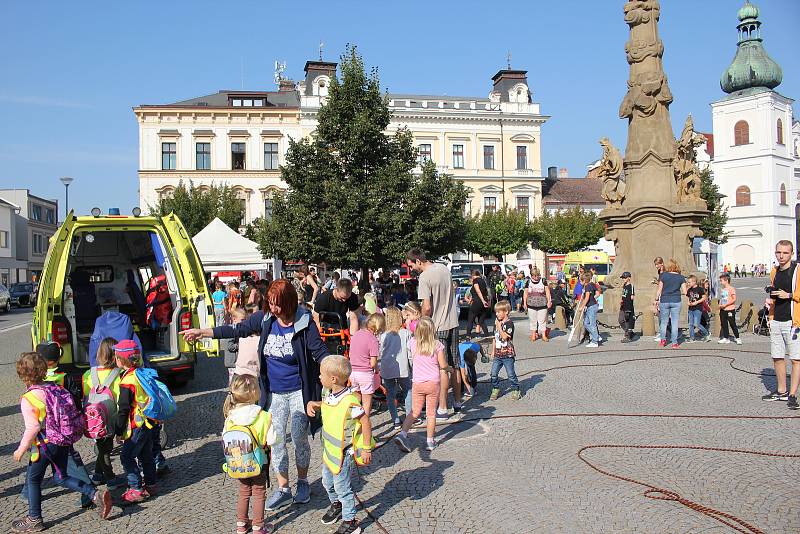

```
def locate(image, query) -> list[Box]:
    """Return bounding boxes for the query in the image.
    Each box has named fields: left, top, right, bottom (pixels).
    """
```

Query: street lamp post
left=59, top=176, right=74, bottom=218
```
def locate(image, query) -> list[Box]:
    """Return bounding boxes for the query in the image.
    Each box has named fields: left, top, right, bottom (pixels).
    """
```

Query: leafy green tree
left=530, top=207, right=605, bottom=254
left=254, top=46, right=467, bottom=268
left=698, top=167, right=729, bottom=244
left=465, top=207, right=532, bottom=261
left=150, top=180, right=244, bottom=237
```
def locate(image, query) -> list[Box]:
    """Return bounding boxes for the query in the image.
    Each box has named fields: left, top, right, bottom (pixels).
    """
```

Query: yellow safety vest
left=320, top=393, right=375, bottom=475
left=119, top=368, right=151, bottom=438
left=21, top=390, right=46, bottom=462
left=44, top=369, right=65, bottom=387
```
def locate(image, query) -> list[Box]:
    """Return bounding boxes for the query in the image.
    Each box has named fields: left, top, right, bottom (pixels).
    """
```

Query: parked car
left=32, top=209, right=218, bottom=387
left=10, top=282, right=37, bottom=307
left=0, top=283, right=11, bottom=312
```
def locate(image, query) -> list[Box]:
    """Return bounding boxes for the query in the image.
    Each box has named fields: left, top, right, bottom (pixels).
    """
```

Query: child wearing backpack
left=222, top=373, right=277, bottom=534
left=114, top=339, right=159, bottom=503
left=12, top=352, right=112, bottom=532
left=82, top=337, right=124, bottom=488
left=38, top=342, right=66, bottom=387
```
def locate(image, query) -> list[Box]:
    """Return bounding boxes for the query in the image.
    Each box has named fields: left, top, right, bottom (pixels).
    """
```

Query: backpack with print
left=83, top=368, right=121, bottom=439
left=222, top=423, right=268, bottom=479
left=30, top=383, right=86, bottom=446
left=134, top=368, right=177, bottom=422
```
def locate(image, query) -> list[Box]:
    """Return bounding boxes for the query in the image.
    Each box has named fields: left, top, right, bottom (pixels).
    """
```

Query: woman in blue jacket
left=181, top=278, right=328, bottom=511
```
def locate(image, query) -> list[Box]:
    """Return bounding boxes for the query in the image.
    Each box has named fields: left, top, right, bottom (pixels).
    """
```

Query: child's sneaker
left=511, top=390, right=521, bottom=400
left=294, top=479, right=310, bottom=504
left=718, top=338, right=731, bottom=344
left=321, top=501, right=343, bottom=525
left=489, top=388, right=500, bottom=400
left=586, top=342, right=599, bottom=348
left=122, top=487, right=149, bottom=503
left=734, top=338, right=743, bottom=345
left=334, top=519, right=362, bottom=534
left=788, top=395, right=799, bottom=410
left=93, top=488, right=113, bottom=519
left=426, top=439, right=437, bottom=451
left=659, top=339, right=667, bottom=347
left=393, top=418, right=402, bottom=429
left=393, top=434, right=411, bottom=453
left=413, top=417, right=425, bottom=427
left=10, top=516, right=44, bottom=533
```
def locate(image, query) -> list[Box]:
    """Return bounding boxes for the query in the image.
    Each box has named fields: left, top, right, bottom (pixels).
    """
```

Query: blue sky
left=0, top=0, right=797, bottom=217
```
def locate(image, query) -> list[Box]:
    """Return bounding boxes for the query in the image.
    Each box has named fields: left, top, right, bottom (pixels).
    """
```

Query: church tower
left=711, top=1, right=794, bottom=266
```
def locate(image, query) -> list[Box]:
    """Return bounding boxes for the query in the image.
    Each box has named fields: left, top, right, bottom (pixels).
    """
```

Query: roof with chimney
left=542, top=176, right=604, bottom=206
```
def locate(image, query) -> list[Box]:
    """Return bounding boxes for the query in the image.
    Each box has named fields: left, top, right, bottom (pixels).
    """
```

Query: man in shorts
left=406, top=248, right=462, bottom=419
left=763, top=240, right=800, bottom=409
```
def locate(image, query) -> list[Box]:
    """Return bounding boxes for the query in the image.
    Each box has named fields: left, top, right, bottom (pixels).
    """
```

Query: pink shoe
left=670, top=343, right=679, bottom=349
left=122, top=488, right=149, bottom=503
left=659, top=340, right=667, bottom=347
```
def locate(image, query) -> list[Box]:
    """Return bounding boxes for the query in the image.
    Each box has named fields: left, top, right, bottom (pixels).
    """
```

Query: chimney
left=558, top=167, right=569, bottom=178
left=491, top=69, right=529, bottom=103
left=547, top=166, right=558, bottom=179
left=278, top=79, right=296, bottom=92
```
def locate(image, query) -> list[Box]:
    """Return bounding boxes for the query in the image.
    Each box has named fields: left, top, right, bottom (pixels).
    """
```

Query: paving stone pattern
left=0, top=310, right=798, bottom=533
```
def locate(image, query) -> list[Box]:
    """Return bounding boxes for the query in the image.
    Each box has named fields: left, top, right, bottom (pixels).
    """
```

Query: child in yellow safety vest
left=306, top=355, right=374, bottom=534
left=12, top=352, right=112, bottom=533
left=82, top=337, right=124, bottom=488
left=222, top=372, right=277, bottom=534
left=37, top=341, right=65, bottom=387
left=113, top=339, right=156, bottom=503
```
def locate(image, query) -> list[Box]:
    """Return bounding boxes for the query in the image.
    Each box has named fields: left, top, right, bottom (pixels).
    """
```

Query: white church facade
left=711, top=1, right=800, bottom=268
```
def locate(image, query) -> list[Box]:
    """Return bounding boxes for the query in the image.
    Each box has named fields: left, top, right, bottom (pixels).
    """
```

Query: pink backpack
left=29, top=383, right=85, bottom=446
left=83, top=368, right=120, bottom=439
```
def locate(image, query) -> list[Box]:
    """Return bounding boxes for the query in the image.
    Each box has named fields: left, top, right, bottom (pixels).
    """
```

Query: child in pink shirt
left=393, top=317, right=447, bottom=452
left=348, top=313, right=385, bottom=417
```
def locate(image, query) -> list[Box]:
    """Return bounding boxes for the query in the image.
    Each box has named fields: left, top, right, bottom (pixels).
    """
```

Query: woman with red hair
left=182, top=278, right=329, bottom=511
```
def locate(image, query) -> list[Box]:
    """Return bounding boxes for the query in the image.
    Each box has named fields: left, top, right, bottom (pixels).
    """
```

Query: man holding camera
left=763, top=240, right=800, bottom=409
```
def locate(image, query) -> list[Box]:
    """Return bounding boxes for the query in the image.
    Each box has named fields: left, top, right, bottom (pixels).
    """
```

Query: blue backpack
left=134, top=368, right=177, bottom=421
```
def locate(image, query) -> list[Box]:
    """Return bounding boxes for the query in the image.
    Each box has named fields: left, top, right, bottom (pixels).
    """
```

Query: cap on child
left=113, top=339, right=140, bottom=363
left=36, top=341, right=61, bottom=363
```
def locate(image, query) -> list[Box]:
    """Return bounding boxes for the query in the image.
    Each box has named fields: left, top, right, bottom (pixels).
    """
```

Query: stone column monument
left=600, top=0, right=709, bottom=319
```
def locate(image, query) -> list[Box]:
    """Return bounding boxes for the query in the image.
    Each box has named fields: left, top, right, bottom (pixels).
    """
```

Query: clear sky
left=0, top=0, right=797, bottom=217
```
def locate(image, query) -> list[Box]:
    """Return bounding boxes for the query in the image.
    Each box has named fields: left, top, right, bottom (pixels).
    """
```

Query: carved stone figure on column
left=673, top=115, right=706, bottom=204
left=599, top=138, right=626, bottom=207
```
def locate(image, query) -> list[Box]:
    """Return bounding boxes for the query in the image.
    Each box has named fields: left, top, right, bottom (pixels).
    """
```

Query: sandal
left=236, top=521, right=251, bottom=534
left=253, top=523, right=274, bottom=533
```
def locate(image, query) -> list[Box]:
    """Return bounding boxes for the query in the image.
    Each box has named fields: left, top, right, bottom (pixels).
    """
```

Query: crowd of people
left=12, top=241, right=800, bottom=533
left=722, top=263, right=770, bottom=278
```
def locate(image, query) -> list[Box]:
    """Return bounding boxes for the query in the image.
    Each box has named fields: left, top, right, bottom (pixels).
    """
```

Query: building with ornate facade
left=711, top=2, right=800, bottom=266
left=136, top=60, right=549, bottom=266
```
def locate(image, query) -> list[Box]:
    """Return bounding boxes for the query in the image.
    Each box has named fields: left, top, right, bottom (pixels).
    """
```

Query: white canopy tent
left=192, top=218, right=269, bottom=271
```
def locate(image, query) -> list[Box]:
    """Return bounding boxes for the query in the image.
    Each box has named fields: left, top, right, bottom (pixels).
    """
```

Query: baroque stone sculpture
left=673, top=115, right=707, bottom=204
left=598, top=0, right=708, bottom=320
left=599, top=138, right=626, bottom=207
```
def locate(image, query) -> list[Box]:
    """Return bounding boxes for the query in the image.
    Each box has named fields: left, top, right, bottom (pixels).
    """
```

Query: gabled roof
left=137, top=90, right=299, bottom=109
left=701, top=133, right=714, bottom=159
left=542, top=177, right=603, bottom=205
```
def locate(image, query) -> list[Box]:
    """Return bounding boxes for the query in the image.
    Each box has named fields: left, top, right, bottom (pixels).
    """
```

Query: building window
left=780, top=183, right=787, bottom=205
left=777, top=118, right=784, bottom=145
left=196, top=142, right=211, bottom=170
left=32, top=233, right=44, bottom=255
left=516, top=196, right=530, bottom=218
left=734, top=120, right=749, bottom=146
left=45, top=209, right=55, bottom=224
left=231, top=143, right=246, bottom=170
left=516, top=146, right=528, bottom=169
left=239, top=198, right=247, bottom=225
left=418, top=144, right=432, bottom=165
left=0, top=230, right=8, bottom=248
left=264, top=197, right=273, bottom=220
left=264, top=143, right=279, bottom=170
left=452, top=145, right=464, bottom=169
left=483, top=197, right=497, bottom=214
left=161, top=142, right=176, bottom=170
left=483, top=145, right=495, bottom=170
left=31, top=205, right=42, bottom=221
left=735, top=185, right=751, bottom=206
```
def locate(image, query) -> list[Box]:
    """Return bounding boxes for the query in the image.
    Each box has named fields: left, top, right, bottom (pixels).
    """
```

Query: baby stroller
left=318, top=311, right=351, bottom=357
left=753, top=306, right=771, bottom=336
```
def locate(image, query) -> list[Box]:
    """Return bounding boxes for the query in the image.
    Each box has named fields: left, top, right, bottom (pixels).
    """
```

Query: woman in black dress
left=467, top=269, right=490, bottom=335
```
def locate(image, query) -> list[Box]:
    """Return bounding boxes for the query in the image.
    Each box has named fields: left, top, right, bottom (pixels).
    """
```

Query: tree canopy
left=254, top=46, right=468, bottom=267
left=530, top=207, right=605, bottom=254
left=151, top=180, right=243, bottom=237
left=698, top=168, right=729, bottom=244
left=465, top=207, right=532, bottom=261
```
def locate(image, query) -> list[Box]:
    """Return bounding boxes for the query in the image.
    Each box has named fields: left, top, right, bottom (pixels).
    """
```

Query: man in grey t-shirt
left=406, top=248, right=462, bottom=418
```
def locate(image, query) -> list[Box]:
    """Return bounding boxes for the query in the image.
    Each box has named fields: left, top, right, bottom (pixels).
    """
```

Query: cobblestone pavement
left=1, top=305, right=798, bottom=533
